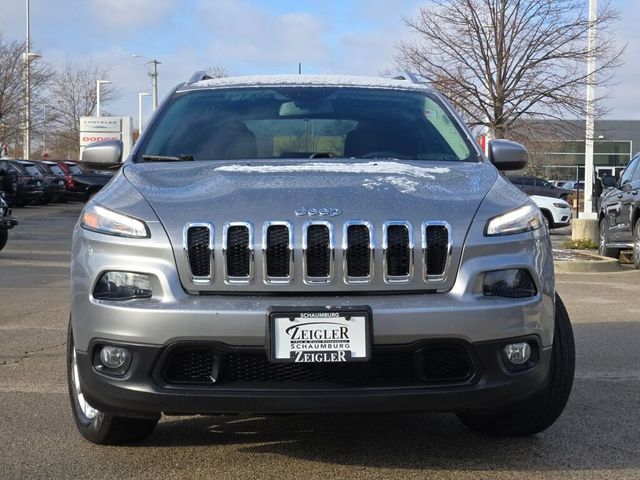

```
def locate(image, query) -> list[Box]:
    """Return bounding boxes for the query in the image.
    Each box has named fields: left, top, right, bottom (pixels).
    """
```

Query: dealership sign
left=79, top=116, right=132, bottom=162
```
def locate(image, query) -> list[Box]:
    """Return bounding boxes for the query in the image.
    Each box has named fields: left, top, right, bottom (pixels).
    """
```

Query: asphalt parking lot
left=1, top=203, right=639, bottom=479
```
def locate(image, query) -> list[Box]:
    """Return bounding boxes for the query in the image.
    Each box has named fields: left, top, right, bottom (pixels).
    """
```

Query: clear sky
left=1, top=0, right=638, bottom=128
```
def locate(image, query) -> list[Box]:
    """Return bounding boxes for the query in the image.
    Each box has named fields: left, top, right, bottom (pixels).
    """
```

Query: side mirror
left=81, top=140, right=123, bottom=168
left=601, top=176, right=616, bottom=189
left=488, top=139, right=528, bottom=171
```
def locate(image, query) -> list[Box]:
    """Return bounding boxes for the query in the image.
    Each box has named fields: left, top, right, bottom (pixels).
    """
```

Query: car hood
left=122, top=159, right=499, bottom=292
left=123, top=159, right=497, bottom=229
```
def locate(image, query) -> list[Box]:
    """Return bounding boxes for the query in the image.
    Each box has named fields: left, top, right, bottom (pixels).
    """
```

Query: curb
left=554, top=250, right=622, bottom=273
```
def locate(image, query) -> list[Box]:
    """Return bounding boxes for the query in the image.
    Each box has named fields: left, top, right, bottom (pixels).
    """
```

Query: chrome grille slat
left=422, top=222, right=452, bottom=281
left=303, top=221, right=334, bottom=284
left=383, top=222, right=413, bottom=283
left=184, top=223, right=214, bottom=283
left=223, top=222, right=254, bottom=284
left=344, top=221, right=373, bottom=283
left=263, top=222, right=293, bottom=284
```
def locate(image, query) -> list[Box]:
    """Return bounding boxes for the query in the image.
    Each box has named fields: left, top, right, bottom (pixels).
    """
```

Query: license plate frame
left=268, top=306, right=372, bottom=364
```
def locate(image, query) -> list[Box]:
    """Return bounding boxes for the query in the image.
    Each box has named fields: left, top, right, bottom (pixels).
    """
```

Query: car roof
left=179, top=74, right=435, bottom=94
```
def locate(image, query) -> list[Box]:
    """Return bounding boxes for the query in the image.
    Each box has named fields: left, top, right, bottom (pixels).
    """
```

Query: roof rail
left=389, top=71, right=422, bottom=85
left=187, top=70, right=214, bottom=84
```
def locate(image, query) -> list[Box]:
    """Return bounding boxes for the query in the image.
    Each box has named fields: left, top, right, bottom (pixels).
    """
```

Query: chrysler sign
left=79, top=116, right=132, bottom=162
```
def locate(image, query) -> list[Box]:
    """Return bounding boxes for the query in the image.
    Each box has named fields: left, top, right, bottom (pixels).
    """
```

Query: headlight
left=553, top=202, right=569, bottom=209
left=483, top=269, right=537, bottom=298
left=81, top=204, right=149, bottom=238
left=485, top=204, right=543, bottom=236
left=93, top=271, right=152, bottom=300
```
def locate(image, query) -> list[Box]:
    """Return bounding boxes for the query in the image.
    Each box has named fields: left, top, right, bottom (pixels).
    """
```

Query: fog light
left=503, top=342, right=531, bottom=365
left=93, top=271, right=152, bottom=301
left=99, top=346, right=131, bottom=369
left=483, top=269, right=537, bottom=298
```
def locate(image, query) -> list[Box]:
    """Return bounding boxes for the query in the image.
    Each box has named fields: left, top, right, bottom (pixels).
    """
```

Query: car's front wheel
left=598, top=219, right=619, bottom=258
left=633, top=220, right=640, bottom=269
left=67, top=320, right=159, bottom=444
left=456, top=293, right=575, bottom=436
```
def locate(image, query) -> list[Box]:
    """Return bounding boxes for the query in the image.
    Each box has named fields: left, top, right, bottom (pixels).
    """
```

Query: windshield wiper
left=141, top=154, right=195, bottom=162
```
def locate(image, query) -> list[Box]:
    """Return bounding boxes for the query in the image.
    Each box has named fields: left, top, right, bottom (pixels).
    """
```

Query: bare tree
left=396, top=0, right=624, bottom=139
left=48, top=62, right=117, bottom=158
left=0, top=34, right=52, bottom=156
left=207, top=64, right=228, bottom=78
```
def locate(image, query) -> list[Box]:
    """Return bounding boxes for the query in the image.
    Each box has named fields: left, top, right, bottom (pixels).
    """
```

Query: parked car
left=0, top=195, right=18, bottom=251
left=32, top=160, right=66, bottom=203
left=506, top=175, right=573, bottom=200
left=530, top=195, right=571, bottom=230
left=40, top=161, right=71, bottom=202
left=68, top=73, right=575, bottom=444
left=560, top=181, right=585, bottom=192
left=598, top=154, right=640, bottom=268
left=52, top=160, right=113, bottom=201
left=0, top=160, right=44, bottom=206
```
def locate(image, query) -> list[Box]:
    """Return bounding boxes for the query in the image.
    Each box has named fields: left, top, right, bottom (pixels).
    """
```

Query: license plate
left=269, top=308, right=371, bottom=363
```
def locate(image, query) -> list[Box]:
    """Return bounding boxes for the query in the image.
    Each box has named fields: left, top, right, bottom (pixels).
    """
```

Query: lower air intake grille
left=163, top=348, right=216, bottom=383
left=161, top=343, right=475, bottom=387
left=425, top=224, right=449, bottom=276
left=186, top=226, right=211, bottom=277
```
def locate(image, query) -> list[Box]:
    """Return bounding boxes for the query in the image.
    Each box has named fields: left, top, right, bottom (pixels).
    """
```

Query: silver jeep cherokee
left=68, top=73, right=575, bottom=444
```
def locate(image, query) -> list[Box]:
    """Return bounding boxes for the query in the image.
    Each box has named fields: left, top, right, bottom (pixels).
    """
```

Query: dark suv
left=0, top=160, right=44, bottom=206
left=598, top=154, right=640, bottom=268
left=32, top=161, right=66, bottom=203
left=507, top=175, right=573, bottom=200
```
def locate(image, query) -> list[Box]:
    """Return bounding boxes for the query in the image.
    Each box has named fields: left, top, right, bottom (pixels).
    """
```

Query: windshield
left=67, top=164, right=84, bottom=175
left=49, top=165, right=64, bottom=176
left=138, top=87, right=475, bottom=162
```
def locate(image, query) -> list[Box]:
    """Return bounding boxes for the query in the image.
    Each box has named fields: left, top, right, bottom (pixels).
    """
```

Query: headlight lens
left=483, top=269, right=537, bottom=298
left=485, top=204, right=543, bottom=236
left=81, top=204, right=149, bottom=238
left=553, top=202, right=569, bottom=209
left=93, top=271, right=152, bottom=300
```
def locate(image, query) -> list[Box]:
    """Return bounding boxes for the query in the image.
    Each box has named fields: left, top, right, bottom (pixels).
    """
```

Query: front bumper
left=76, top=336, right=552, bottom=417
left=0, top=215, right=17, bottom=229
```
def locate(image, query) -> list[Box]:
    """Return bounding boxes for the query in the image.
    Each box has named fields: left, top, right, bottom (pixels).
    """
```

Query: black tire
left=457, top=293, right=575, bottom=436
left=67, top=320, right=159, bottom=444
left=633, top=220, right=640, bottom=270
left=598, top=218, right=619, bottom=259
left=541, top=210, right=553, bottom=230
left=0, top=229, right=7, bottom=251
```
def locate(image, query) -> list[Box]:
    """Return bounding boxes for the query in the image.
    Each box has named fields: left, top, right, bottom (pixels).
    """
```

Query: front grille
left=385, top=224, right=411, bottom=278
left=305, top=224, right=331, bottom=278
left=424, top=224, right=450, bottom=277
left=346, top=224, right=371, bottom=278
left=225, top=224, right=251, bottom=279
left=186, top=225, right=211, bottom=278
left=183, top=220, right=452, bottom=287
left=265, top=224, right=291, bottom=278
left=161, top=343, right=475, bottom=387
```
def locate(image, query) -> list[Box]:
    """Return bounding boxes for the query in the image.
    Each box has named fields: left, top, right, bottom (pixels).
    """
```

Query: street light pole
left=149, top=59, right=161, bottom=111
left=96, top=80, right=111, bottom=117
left=23, top=0, right=30, bottom=160
left=583, top=0, right=597, bottom=219
left=138, top=92, right=150, bottom=133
